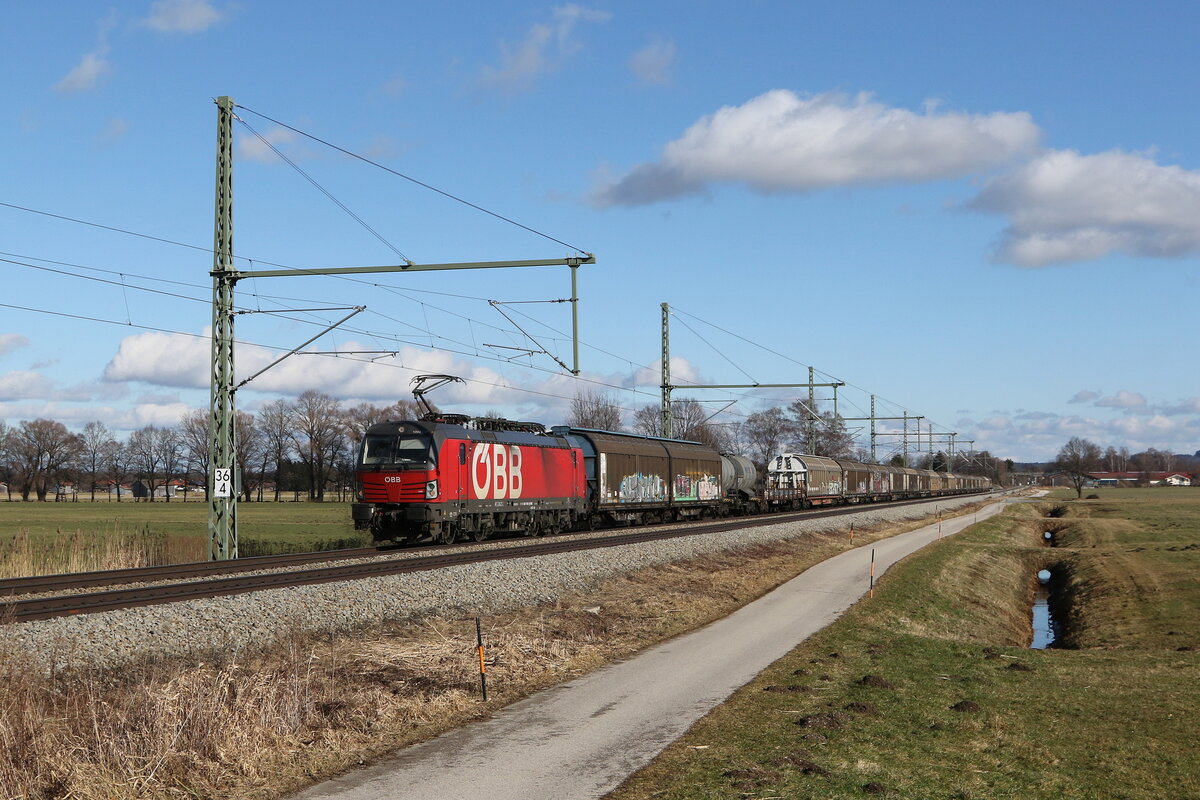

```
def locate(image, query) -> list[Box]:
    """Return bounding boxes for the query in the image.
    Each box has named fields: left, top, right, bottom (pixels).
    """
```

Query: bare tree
left=1055, top=436, right=1102, bottom=498
left=157, top=428, right=184, bottom=502
left=10, top=419, right=82, bottom=501
left=743, top=407, right=794, bottom=469
left=128, top=425, right=177, bottom=501
left=786, top=400, right=855, bottom=458
left=236, top=410, right=263, bottom=502
left=179, top=409, right=210, bottom=499
left=631, top=405, right=662, bottom=437
left=343, top=399, right=426, bottom=443
left=1136, top=447, right=1175, bottom=472
left=106, top=441, right=132, bottom=502
left=0, top=422, right=13, bottom=500
left=290, top=390, right=344, bottom=501
left=569, top=389, right=623, bottom=431
left=632, top=398, right=727, bottom=448
left=79, top=421, right=117, bottom=501
left=259, top=399, right=294, bottom=502
left=343, top=402, right=389, bottom=445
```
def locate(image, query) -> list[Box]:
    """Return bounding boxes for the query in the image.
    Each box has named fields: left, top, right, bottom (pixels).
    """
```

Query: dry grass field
left=0, top=502, right=990, bottom=800
left=0, top=501, right=367, bottom=577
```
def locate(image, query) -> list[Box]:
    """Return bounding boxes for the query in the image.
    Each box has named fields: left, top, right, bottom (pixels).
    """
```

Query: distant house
left=1039, top=472, right=1081, bottom=488
left=97, top=480, right=135, bottom=498
left=1088, top=471, right=1195, bottom=487
left=131, top=481, right=177, bottom=499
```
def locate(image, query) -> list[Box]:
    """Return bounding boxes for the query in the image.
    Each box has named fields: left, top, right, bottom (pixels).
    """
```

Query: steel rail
left=0, top=492, right=978, bottom=598
left=0, top=546, right=391, bottom=598
left=1, top=492, right=993, bottom=623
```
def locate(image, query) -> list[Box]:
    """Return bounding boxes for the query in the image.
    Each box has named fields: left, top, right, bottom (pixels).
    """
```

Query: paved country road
left=292, top=498, right=1013, bottom=800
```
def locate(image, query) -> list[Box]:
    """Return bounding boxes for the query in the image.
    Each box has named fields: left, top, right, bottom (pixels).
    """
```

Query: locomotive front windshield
left=360, top=433, right=435, bottom=468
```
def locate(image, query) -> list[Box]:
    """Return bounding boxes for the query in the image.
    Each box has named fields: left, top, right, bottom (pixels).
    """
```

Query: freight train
left=352, top=412, right=990, bottom=545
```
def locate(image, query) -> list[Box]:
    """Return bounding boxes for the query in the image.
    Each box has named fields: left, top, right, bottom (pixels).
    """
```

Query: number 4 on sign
left=214, top=468, right=232, bottom=498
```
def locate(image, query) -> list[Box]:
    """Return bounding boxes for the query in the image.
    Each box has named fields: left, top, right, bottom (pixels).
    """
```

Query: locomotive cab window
left=360, top=433, right=435, bottom=468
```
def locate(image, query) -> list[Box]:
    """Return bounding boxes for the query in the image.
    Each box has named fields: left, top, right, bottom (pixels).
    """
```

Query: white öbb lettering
left=471, top=443, right=524, bottom=499
left=383, top=476, right=403, bottom=483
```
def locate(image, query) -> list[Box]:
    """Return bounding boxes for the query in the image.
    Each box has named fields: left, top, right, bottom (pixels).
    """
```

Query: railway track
left=0, top=493, right=992, bottom=624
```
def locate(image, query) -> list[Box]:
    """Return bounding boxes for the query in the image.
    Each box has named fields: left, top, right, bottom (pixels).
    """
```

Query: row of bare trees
left=568, top=389, right=1015, bottom=483
left=0, top=392, right=425, bottom=502
left=571, top=390, right=878, bottom=467
left=1054, top=437, right=1197, bottom=497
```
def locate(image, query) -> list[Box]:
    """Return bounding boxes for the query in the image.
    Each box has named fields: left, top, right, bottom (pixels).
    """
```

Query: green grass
left=0, top=500, right=368, bottom=573
left=610, top=491, right=1200, bottom=800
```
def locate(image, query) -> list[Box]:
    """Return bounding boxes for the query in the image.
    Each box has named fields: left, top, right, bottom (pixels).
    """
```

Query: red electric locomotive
left=354, top=414, right=587, bottom=544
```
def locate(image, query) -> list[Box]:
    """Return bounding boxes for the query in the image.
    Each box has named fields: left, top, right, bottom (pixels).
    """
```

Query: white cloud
left=0, top=371, right=56, bottom=401
left=98, top=117, right=129, bottom=144
left=1094, top=390, right=1148, bottom=411
left=104, top=330, right=210, bottom=388
left=960, top=406, right=1200, bottom=462
left=0, top=401, right=190, bottom=434
left=480, top=4, right=611, bottom=93
left=54, top=50, right=111, bottom=94
left=102, top=329, right=522, bottom=404
left=971, top=149, right=1200, bottom=266
left=628, top=38, right=676, bottom=86
left=142, top=0, right=223, bottom=33
left=1159, top=397, right=1200, bottom=416
left=1068, top=389, right=1098, bottom=404
left=631, top=357, right=700, bottom=389
left=591, top=90, right=1041, bottom=206
left=0, top=334, right=29, bottom=358
left=0, top=369, right=108, bottom=403
left=99, top=329, right=676, bottom=429
left=380, top=75, right=407, bottom=97
left=126, top=402, right=192, bottom=428
left=53, top=12, right=116, bottom=94
left=236, top=126, right=299, bottom=163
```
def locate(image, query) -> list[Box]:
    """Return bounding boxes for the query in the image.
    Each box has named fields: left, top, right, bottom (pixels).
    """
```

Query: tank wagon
left=354, top=414, right=991, bottom=545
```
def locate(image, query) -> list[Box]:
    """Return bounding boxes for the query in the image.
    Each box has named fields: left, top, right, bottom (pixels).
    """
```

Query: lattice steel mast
left=206, top=96, right=593, bottom=559
left=208, top=96, right=237, bottom=560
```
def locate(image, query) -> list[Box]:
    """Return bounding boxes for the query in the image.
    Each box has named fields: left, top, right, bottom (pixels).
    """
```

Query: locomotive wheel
left=437, top=525, right=457, bottom=545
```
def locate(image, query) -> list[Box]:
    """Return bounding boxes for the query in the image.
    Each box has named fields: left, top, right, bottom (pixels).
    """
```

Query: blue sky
left=1, top=0, right=1197, bottom=462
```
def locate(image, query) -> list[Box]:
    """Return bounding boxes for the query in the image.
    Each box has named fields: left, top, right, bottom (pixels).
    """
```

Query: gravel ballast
left=1, top=495, right=991, bottom=672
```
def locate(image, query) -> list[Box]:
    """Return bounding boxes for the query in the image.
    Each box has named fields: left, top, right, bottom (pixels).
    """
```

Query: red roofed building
left=1089, top=471, right=1195, bottom=487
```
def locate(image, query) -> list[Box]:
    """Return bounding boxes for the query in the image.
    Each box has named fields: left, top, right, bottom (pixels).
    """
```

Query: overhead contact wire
left=231, top=101, right=588, bottom=255
left=235, top=117, right=413, bottom=264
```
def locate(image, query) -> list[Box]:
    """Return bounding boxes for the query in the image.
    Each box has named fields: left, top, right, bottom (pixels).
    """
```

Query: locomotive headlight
left=425, top=480, right=439, bottom=499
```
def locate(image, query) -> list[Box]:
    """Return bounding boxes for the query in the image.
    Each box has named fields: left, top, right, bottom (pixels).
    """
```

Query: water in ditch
left=1031, top=568, right=1056, bottom=649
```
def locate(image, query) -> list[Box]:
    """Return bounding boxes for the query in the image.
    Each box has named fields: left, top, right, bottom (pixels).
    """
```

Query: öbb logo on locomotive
left=471, top=443, right=523, bottom=499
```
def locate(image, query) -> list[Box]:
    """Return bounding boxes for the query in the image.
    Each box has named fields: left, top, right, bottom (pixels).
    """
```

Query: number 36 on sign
left=213, top=468, right=233, bottom=498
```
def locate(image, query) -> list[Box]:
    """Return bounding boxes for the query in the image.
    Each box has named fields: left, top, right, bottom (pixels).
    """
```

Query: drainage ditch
left=1031, top=569, right=1057, bottom=648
